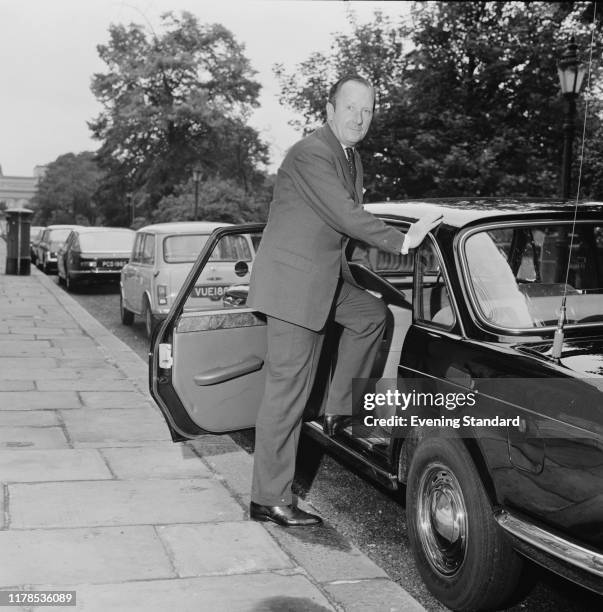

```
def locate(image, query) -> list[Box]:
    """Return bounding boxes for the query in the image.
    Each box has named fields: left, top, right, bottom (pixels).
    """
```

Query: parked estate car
left=36, top=225, right=80, bottom=274
left=120, top=222, right=255, bottom=338
left=29, top=226, right=44, bottom=266
left=149, top=199, right=603, bottom=611
left=57, top=227, right=135, bottom=292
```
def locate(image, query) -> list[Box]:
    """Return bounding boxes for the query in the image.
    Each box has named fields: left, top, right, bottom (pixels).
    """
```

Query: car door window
left=131, top=234, right=144, bottom=264
left=415, top=240, right=455, bottom=329
left=141, top=234, right=155, bottom=265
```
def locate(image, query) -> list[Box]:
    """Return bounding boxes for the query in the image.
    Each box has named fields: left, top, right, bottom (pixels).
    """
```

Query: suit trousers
left=251, top=280, right=387, bottom=506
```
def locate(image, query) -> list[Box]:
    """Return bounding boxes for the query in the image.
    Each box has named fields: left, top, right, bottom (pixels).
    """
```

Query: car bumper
left=70, top=270, right=122, bottom=283
left=496, top=510, right=603, bottom=594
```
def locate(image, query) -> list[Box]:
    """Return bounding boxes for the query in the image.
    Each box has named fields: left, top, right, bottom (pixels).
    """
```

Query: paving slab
left=36, top=379, right=134, bottom=392
left=0, top=449, right=112, bottom=483
left=60, top=407, right=169, bottom=447
left=0, top=391, right=81, bottom=410
left=50, top=337, right=99, bottom=349
left=44, top=574, right=336, bottom=612
left=324, top=578, right=427, bottom=612
left=80, top=391, right=154, bottom=410
left=0, top=410, right=59, bottom=427
left=9, top=478, right=243, bottom=528
left=157, top=521, right=294, bottom=577
left=101, top=445, right=211, bottom=480
left=0, top=368, right=78, bottom=381
left=264, top=521, right=389, bottom=584
left=0, top=427, right=70, bottom=451
left=0, top=526, right=174, bottom=586
left=0, top=381, right=35, bottom=391
left=0, top=357, right=56, bottom=369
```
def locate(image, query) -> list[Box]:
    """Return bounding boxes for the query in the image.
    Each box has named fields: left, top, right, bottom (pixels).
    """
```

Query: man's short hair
left=327, top=75, right=374, bottom=108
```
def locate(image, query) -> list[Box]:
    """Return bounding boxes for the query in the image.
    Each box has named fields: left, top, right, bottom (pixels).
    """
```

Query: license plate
left=100, top=260, right=127, bottom=269
left=192, top=285, right=229, bottom=300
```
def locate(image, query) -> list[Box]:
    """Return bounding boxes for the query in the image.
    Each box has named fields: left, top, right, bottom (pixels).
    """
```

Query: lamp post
left=126, top=192, right=133, bottom=227
left=557, top=38, right=586, bottom=200
left=192, top=163, right=202, bottom=221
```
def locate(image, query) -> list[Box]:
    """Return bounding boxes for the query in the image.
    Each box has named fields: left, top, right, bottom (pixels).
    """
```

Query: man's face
left=326, top=81, right=374, bottom=147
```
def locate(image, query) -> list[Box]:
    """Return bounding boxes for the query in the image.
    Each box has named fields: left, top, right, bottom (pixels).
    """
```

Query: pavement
left=0, top=237, right=426, bottom=612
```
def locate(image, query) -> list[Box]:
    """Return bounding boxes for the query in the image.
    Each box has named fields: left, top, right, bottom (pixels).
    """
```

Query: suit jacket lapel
left=320, top=125, right=359, bottom=201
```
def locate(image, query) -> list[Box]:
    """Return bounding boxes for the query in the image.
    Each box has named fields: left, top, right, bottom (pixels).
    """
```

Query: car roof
left=45, top=224, right=81, bottom=230
left=365, top=198, right=603, bottom=228
left=135, top=221, right=233, bottom=235
left=74, top=227, right=134, bottom=233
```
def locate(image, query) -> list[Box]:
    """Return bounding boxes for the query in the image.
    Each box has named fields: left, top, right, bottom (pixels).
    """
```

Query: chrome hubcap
left=416, top=462, right=467, bottom=576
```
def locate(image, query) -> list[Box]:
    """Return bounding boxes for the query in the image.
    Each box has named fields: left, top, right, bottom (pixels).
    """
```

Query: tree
left=90, top=11, right=269, bottom=222
left=275, top=2, right=603, bottom=200
left=33, top=152, right=103, bottom=225
left=151, top=175, right=273, bottom=224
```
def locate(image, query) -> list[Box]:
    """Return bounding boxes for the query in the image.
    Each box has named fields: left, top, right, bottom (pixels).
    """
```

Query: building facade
left=0, top=164, right=46, bottom=235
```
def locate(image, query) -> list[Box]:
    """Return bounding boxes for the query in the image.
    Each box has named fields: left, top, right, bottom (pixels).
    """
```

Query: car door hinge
left=159, top=343, right=173, bottom=369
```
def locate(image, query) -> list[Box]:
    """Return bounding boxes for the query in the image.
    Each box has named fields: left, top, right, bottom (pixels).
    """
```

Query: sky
left=0, top=0, right=412, bottom=177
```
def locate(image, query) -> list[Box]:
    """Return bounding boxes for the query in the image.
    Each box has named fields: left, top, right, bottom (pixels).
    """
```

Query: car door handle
left=194, top=355, right=264, bottom=386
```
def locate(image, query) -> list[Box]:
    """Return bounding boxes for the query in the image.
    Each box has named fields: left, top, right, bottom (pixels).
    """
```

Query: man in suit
left=247, top=75, right=442, bottom=527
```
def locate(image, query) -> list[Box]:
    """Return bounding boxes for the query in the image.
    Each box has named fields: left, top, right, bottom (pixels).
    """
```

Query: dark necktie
left=345, top=147, right=356, bottom=184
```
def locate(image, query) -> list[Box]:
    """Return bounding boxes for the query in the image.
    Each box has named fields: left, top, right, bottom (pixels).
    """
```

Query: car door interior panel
left=171, top=309, right=267, bottom=432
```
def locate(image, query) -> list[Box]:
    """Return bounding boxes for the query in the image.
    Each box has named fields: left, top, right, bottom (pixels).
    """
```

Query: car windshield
left=463, top=222, right=603, bottom=329
left=79, top=231, right=134, bottom=251
left=48, top=229, right=72, bottom=243
left=163, top=234, right=252, bottom=263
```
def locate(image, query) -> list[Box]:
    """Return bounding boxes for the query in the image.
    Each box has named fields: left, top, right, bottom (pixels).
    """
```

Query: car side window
left=131, top=234, right=144, bottom=264
left=415, top=240, right=455, bottom=329
left=141, top=234, right=155, bottom=265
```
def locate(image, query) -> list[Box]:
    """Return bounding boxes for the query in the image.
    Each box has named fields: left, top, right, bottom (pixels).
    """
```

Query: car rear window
left=79, top=231, right=135, bottom=251
left=163, top=234, right=252, bottom=263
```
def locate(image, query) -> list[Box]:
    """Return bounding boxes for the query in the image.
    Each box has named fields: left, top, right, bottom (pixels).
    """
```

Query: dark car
left=148, top=199, right=603, bottom=611
left=29, top=226, right=44, bottom=266
left=36, top=225, right=80, bottom=274
left=57, top=227, right=135, bottom=292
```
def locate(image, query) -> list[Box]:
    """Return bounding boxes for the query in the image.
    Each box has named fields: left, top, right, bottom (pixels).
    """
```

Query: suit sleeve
left=282, top=145, right=405, bottom=255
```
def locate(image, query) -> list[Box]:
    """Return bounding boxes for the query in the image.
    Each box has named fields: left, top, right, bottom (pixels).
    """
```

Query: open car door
left=150, top=224, right=266, bottom=442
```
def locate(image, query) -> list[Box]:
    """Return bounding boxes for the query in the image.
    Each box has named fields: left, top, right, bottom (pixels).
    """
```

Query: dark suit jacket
left=247, top=124, right=405, bottom=331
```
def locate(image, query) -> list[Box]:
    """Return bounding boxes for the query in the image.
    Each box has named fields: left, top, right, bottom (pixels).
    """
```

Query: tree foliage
left=33, top=152, right=103, bottom=225
left=90, top=11, right=269, bottom=223
left=275, top=1, right=603, bottom=201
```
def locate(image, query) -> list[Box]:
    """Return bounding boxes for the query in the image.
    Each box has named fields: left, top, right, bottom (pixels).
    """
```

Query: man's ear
left=326, top=101, right=335, bottom=122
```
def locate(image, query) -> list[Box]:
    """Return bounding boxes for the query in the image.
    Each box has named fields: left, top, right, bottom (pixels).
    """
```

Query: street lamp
left=557, top=38, right=586, bottom=200
left=192, top=163, right=203, bottom=221
left=126, top=192, right=133, bottom=226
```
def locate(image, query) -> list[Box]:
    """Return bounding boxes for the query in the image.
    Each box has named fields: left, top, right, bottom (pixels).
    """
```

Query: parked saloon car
left=149, top=199, right=603, bottom=610
left=36, top=225, right=80, bottom=274
left=57, top=227, right=135, bottom=292
left=120, top=222, right=254, bottom=338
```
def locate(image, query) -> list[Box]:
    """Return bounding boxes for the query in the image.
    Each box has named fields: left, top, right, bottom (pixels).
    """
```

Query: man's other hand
left=401, top=211, right=444, bottom=254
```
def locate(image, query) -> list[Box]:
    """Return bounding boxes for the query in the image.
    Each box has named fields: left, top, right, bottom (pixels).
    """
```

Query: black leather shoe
left=323, top=414, right=353, bottom=437
left=249, top=502, right=322, bottom=527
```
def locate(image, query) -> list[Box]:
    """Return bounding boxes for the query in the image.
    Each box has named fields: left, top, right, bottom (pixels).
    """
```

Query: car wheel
left=120, top=293, right=135, bottom=326
left=406, top=436, right=523, bottom=611
left=144, top=297, right=157, bottom=338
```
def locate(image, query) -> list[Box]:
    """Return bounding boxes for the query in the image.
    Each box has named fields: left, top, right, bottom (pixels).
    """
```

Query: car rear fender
left=396, top=427, right=499, bottom=506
